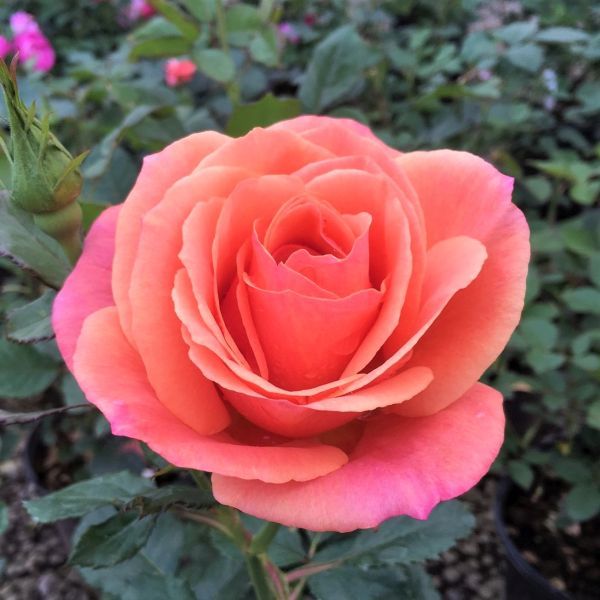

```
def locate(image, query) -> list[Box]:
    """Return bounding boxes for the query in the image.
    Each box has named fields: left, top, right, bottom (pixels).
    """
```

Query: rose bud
left=0, top=59, right=86, bottom=262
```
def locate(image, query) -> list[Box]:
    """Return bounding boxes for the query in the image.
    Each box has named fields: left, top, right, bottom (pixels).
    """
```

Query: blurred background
left=0, top=1, right=599, bottom=599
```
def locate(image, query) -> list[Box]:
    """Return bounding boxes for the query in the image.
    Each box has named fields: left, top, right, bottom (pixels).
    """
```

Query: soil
left=0, top=456, right=96, bottom=600
left=504, top=476, right=600, bottom=599
left=427, top=477, right=506, bottom=600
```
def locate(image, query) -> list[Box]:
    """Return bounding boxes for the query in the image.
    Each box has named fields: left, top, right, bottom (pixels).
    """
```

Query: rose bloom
left=164, top=58, right=197, bottom=87
left=54, top=117, right=529, bottom=532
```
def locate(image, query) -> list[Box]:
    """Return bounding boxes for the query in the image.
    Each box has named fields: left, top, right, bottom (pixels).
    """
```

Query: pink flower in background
left=278, top=22, right=300, bottom=45
left=127, top=0, right=156, bottom=22
left=164, top=58, right=196, bottom=87
left=0, top=36, right=12, bottom=60
left=9, top=11, right=39, bottom=36
left=3, top=11, right=55, bottom=72
left=14, top=31, right=55, bottom=72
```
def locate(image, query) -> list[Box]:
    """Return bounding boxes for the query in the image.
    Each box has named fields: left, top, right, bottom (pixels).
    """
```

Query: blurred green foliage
left=0, top=0, right=599, bottom=529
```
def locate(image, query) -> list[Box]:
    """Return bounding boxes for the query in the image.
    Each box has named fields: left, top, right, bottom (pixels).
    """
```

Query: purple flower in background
left=278, top=22, right=300, bottom=44
left=0, top=35, right=12, bottom=60
left=4, top=11, right=55, bottom=72
left=9, top=11, right=39, bottom=35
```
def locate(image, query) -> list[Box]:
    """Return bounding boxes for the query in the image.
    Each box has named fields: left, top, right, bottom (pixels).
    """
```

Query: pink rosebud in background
left=14, top=31, right=55, bottom=72
left=164, top=58, right=196, bottom=87
left=304, top=12, right=317, bottom=26
left=0, top=36, right=13, bottom=60
left=9, top=11, right=40, bottom=35
left=278, top=22, right=300, bottom=44
left=127, top=0, right=156, bottom=22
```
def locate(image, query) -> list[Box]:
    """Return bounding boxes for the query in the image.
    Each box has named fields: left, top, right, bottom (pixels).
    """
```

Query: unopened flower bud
left=0, top=58, right=85, bottom=262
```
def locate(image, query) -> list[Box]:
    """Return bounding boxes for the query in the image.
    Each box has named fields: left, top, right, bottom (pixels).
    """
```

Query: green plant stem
left=259, top=0, right=276, bottom=21
left=245, top=554, right=279, bottom=600
left=214, top=0, right=240, bottom=104
left=190, top=470, right=212, bottom=492
left=249, top=522, right=280, bottom=555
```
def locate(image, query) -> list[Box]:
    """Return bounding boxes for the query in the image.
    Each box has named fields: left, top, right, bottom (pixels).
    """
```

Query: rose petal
left=244, top=275, right=384, bottom=390
left=212, top=382, right=504, bottom=531
left=129, top=167, right=253, bottom=435
left=53, top=206, right=120, bottom=370
left=112, top=132, right=229, bottom=342
left=74, top=307, right=349, bottom=483
left=393, top=151, right=530, bottom=416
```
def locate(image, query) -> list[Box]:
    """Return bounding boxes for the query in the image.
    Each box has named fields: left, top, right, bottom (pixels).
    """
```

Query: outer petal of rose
left=112, top=131, right=229, bottom=342
left=272, top=115, right=382, bottom=143
left=53, top=206, right=120, bottom=371
left=129, top=167, right=252, bottom=435
left=212, top=382, right=504, bottom=532
left=74, top=307, right=349, bottom=483
left=393, top=151, right=530, bottom=417
left=194, top=127, right=333, bottom=177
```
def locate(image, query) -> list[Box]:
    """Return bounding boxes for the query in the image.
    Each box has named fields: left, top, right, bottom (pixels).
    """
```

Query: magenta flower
left=164, top=58, right=196, bottom=87
left=9, top=11, right=40, bottom=36
left=278, top=22, right=300, bottom=45
left=0, top=36, right=13, bottom=60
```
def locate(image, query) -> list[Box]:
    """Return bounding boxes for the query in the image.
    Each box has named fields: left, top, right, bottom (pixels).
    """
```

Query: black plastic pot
left=494, top=478, right=570, bottom=600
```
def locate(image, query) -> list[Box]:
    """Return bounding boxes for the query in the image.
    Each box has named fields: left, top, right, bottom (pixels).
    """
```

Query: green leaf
left=130, top=37, right=192, bottom=60
left=494, top=21, right=538, bottom=44
left=146, top=0, right=199, bottom=41
left=518, top=317, right=558, bottom=349
left=71, top=513, right=156, bottom=568
left=508, top=460, right=534, bottom=490
left=181, top=0, right=215, bottom=22
left=0, top=196, right=71, bottom=288
left=123, top=485, right=215, bottom=515
left=299, top=26, right=377, bottom=113
left=225, top=4, right=262, bottom=47
left=0, top=501, right=8, bottom=536
left=24, top=471, right=155, bottom=523
left=505, top=44, right=544, bottom=72
left=76, top=514, right=195, bottom=600
left=0, top=338, right=60, bottom=399
left=226, top=93, right=302, bottom=137
left=193, top=48, right=236, bottom=83
left=316, top=501, right=473, bottom=566
left=6, top=289, right=56, bottom=344
left=525, top=349, right=565, bottom=374
left=587, top=400, right=600, bottom=430
left=562, top=287, right=600, bottom=314
left=565, top=483, right=600, bottom=522
left=553, top=457, right=592, bottom=484
left=249, top=28, right=279, bottom=67
left=309, top=564, right=439, bottom=600
left=589, top=254, right=600, bottom=288
left=536, top=27, right=590, bottom=44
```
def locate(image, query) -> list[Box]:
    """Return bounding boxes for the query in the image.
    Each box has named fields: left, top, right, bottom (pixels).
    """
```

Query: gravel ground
left=1, top=449, right=505, bottom=600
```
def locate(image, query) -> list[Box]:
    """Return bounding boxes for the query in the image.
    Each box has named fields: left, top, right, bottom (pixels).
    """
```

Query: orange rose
left=53, top=117, right=530, bottom=532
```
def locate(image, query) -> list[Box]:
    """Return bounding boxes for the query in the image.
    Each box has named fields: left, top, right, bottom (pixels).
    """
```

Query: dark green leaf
left=494, top=21, right=538, bottom=44
left=146, top=0, right=199, bottom=41
left=587, top=400, right=600, bottom=430
left=0, top=197, right=71, bottom=288
left=71, top=513, right=155, bottom=568
left=80, top=202, right=109, bottom=232
left=315, top=501, right=474, bottom=566
left=299, top=26, right=377, bottom=112
left=249, top=28, right=279, bottom=67
left=0, top=501, right=8, bottom=536
left=6, top=289, right=56, bottom=344
left=225, top=4, right=262, bottom=47
left=181, top=0, right=215, bottom=22
left=505, top=43, right=544, bottom=72
left=562, top=287, right=600, bottom=314
left=25, top=471, right=155, bottom=522
left=309, top=565, right=439, bottom=600
left=0, top=338, right=60, bottom=399
left=226, top=94, right=301, bottom=137
left=536, top=27, right=590, bottom=44
left=565, top=483, right=600, bottom=522
left=123, top=485, right=215, bottom=515
left=130, top=37, right=192, bottom=60
left=193, top=48, right=236, bottom=83
left=508, top=460, right=534, bottom=490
